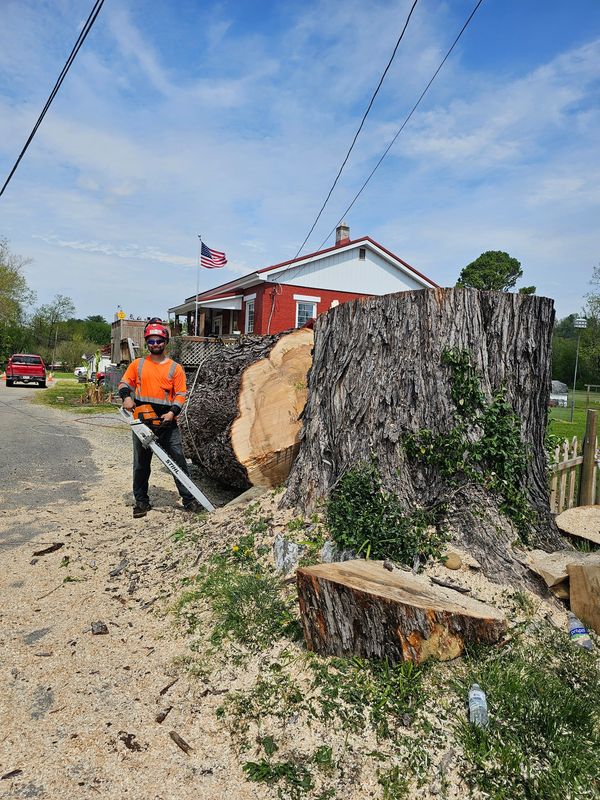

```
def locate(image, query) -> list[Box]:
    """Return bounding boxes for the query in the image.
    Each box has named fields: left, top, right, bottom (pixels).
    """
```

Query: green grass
left=173, top=543, right=301, bottom=651
left=31, top=380, right=115, bottom=414
left=453, top=627, right=600, bottom=800
left=548, top=389, right=600, bottom=443
left=49, top=371, right=78, bottom=380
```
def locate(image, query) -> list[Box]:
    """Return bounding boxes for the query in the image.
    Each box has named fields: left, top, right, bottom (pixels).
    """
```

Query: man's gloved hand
left=158, top=411, right=175, bottom=429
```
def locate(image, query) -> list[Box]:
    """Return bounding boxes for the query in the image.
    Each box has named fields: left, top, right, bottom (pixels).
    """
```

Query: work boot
left=182, top=499, right=203, bottom=513
left=133, top=501, right=152, bottom=518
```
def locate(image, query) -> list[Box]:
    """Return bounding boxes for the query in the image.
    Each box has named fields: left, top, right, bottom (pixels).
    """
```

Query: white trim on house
left=293, top=294, right=321, bottom=302
left=245, top=299, right=255, bottom=333
left=244, top=293, right=257, bottom=302
left=169, top=295, right=242, bottom=314
left=295, top=299, right=317, bottom=328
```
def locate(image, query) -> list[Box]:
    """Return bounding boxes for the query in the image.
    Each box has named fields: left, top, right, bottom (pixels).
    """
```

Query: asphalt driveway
left=0, top=383, right=96, bottom=548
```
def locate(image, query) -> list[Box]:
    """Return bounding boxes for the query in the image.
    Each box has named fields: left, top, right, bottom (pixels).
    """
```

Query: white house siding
left=268, top=247, right=426, bottom=294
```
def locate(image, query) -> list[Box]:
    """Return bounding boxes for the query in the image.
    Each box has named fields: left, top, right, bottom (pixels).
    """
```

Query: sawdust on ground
left=0, top=408, right=570, bottom=800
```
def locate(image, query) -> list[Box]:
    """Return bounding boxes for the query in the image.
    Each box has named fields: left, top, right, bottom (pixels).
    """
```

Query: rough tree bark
left=284, top=288, right=565, bottom=587
left=181, top=328, right=313, bottom=488
left=297, top=560, right=506, bottom=664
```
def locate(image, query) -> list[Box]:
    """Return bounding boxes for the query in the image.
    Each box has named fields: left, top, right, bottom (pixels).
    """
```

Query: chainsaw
left=119, top=406, right=215, bottom=512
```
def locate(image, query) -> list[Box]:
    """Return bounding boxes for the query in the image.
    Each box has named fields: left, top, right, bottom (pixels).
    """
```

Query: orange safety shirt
left=118, top=357, right=187, bottom=411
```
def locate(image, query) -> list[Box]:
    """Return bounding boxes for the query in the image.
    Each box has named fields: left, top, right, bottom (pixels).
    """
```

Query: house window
left=296, top=301, right=316, bottom=328
left=359, top=247, right=366, bottom=260
left=245, top=300, right=255, bottom=333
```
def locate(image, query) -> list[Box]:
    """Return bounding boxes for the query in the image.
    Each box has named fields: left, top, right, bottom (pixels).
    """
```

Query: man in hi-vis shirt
left=118, top=319, right=202, bottom=517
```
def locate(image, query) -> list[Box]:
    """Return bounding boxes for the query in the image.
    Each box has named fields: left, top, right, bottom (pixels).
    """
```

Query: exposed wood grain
left=182, top=329, right=313, bottom=488
left=297, top=560, right=506, bottom=664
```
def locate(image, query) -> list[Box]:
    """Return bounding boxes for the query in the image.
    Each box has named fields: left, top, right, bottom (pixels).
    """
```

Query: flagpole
left=195, top=235, right=201, bottom=336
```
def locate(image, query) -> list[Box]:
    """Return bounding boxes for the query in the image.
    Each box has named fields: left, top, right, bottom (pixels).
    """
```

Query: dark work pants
left=132, top=423, right=195, bottom=506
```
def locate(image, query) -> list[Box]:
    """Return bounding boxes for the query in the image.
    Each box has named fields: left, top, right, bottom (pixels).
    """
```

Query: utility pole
left=570, top=317, right=587, bottom=423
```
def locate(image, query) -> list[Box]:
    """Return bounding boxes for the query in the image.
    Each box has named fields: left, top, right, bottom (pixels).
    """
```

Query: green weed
left=377, top=765, right=410, bottom=800
left=244, top=501, right=271, bottom=535
left=454, top=626, right=600, bottom=799
left=242, top=757, right=314, bottom=798
left=308, top=655, right=424, bottom=742
left=173, top=537, right=301, bottom=651
left=326, top=461, right=447, bottom=566
left=171, top=526, right=201, bottom=544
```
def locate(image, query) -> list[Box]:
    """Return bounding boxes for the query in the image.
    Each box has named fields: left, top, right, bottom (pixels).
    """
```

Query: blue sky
left=1, top=0, right=599, bottom=321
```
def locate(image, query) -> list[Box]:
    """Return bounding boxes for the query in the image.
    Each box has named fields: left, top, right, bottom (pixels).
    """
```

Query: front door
left=212, top=314, right=223, bottom=336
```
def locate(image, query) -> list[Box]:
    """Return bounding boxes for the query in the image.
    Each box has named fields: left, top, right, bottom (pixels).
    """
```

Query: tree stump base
left=297, top=560, right=506, bottom=664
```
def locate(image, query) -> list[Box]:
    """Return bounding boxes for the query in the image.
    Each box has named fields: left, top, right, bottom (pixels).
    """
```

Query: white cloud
left=1, top=1, right=598, bottom=323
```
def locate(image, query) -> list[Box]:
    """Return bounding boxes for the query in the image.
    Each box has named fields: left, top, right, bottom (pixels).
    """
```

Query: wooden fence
left=550, top=409, right=599, bottom=514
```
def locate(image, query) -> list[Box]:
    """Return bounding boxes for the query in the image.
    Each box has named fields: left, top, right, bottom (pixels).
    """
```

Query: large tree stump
left=285, top=288, right=565, bottom=587
left=297, top=560, right=506, bottom=664
left=181, top=329, right=313, bottom=488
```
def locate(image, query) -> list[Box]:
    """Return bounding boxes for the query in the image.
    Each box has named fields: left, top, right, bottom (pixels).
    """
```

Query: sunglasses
left=147, top=338, right=165, bottom=345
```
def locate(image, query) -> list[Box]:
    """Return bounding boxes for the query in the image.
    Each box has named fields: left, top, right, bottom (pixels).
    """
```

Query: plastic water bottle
left=468, top=684, right=489, bottom=728
left=567, top=612, right=594, bottom=652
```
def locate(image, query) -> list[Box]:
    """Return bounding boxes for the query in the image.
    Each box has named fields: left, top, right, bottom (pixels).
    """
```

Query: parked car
left=5, top=354, right=47, bottom=387
left=74, top=367, right=87, bottom=377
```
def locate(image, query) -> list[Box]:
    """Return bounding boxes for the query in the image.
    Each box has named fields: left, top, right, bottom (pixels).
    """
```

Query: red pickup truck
left=5, top=354, right=47, bottom=388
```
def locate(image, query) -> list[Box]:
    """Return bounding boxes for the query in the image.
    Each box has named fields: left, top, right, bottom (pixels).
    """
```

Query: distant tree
left=30, top=294, right=76, bottom=361
left=456, top=250, right=535, bottom=294
left=0, top=239, right=37, bottom=362
left=56, top=337, right=97, bottom=370
left=518, top=286, right=536, bottom=295
left=83, top=314, right=110, bottom=344
left=0, top=238, right=35, bottom=326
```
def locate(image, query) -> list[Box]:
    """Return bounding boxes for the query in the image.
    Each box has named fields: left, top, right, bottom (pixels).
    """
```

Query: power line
left=294, top=0, right=420, bottom=258
left=317, top=0, right=485, bottom=250
left=0, top=0, right=106, bottom=199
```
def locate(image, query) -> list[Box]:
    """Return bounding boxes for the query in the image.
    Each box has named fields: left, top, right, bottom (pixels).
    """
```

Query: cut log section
left=181, top=329, right=313, bottom=488
left=555, top=505, right=600, bottom=546
left=567, top=561, right=600, bottom=635
left=526, top=549, right=600, bottom=588
left=297, top=560, right=506, bottom=664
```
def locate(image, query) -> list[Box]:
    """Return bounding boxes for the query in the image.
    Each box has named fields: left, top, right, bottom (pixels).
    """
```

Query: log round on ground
left=284, top=288, right=565, bottom=587
left=181, top=328, right=313, bottom=488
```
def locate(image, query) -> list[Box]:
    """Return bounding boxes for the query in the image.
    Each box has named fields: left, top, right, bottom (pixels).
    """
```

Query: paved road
left=0, top=383, right=96, bottom=549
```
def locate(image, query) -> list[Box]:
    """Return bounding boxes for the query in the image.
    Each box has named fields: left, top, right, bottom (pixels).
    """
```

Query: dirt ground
left=0, top=405, right=570, bottom=800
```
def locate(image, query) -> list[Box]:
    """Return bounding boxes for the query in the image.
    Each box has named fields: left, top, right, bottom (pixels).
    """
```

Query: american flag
left=200, top=241, right=227, bottom=269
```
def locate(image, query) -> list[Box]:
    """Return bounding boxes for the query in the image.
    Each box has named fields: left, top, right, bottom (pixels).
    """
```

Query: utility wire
left=317, top=0, right=485, bottom=250
left=0, top=0, right=106, bottom=199
left=294, top=0, right=420, bottom=258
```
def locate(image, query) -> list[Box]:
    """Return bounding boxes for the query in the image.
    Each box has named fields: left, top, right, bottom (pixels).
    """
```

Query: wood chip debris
left=91, top=621, right=109, bottom=635
left=155, top=706, right=172, bottom=724
left=1, top=770, right=23, bottom=780
left=32, top=542, right=64, bottom=557
left=169, top=731, right=192, bottom=755
left=159, top=678, right=179, bottom=696
left=109, top=558, right=129, bottom=577
left=430, top=576, right=472, bottom=594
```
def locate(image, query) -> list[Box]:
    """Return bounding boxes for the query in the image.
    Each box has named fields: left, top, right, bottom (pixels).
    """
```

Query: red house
left=168, top=224, right=438, bottom=337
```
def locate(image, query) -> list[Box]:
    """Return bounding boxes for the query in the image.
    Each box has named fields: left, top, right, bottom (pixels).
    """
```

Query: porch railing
left=170, top=335, right=239, bottom=368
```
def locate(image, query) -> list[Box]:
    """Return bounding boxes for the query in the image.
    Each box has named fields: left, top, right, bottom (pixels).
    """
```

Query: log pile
left=285, top=288, right=565, bottom=587
left=296, top=560, right=506, bottom=664
left=181, top=328, right=313, bottom=488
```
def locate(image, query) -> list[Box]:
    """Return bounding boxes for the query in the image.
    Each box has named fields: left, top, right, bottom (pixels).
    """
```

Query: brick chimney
left=335, top=221, right=350, bottom=246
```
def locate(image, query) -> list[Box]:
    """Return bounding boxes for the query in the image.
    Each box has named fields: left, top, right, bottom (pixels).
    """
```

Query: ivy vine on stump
left=284, top=288, right=566, bottom=588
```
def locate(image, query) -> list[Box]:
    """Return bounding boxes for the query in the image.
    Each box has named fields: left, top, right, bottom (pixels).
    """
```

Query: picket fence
left=550, top=434, right=600, bottom=514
